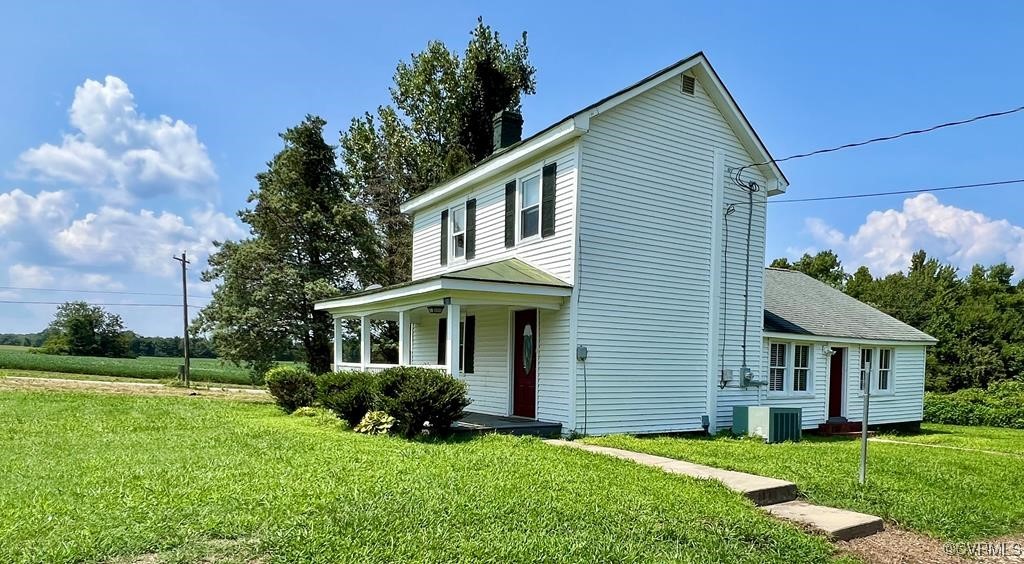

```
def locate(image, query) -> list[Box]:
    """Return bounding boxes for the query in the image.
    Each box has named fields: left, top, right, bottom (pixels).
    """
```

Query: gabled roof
left=764, top=268, right=937, bottom=344
left=401, top=52, right=788, bottom=214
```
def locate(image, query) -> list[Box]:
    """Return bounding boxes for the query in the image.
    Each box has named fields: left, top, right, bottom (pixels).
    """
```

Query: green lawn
left=586, top=426, right=1024, bottom=542
left=878, top=422, right=1024, bottom=455
left=0, top=348, right=256, bottom=385
left=0, top=390, right=844, bottom=563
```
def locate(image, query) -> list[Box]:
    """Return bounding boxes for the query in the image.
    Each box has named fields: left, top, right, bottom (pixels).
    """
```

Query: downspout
left=705, top=148, right=726, bottom=433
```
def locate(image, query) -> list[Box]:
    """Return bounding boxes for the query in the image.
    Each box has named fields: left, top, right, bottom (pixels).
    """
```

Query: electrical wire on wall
left=719, top=203, right=736, bottom=384
left=731, top=167, right=762, bottom=373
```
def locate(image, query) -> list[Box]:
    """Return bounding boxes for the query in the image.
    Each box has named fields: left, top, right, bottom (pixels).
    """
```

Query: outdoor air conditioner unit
left=732, top=406, right=802, bottom=444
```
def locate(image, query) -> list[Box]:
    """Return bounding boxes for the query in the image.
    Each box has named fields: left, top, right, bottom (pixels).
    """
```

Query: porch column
left=445, top=303, right=460, bottom=378
left=398, top=310, right=411, bottom=366
left=333, top=316, right=343, bottom=371
left=360, top=315, right=371, bottom=370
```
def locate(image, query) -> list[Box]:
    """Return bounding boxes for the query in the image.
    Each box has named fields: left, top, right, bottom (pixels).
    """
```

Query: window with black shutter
left=541, top=162, right=557, bottom=237
left=439, top=209, right=449, bottom=266
left=504, top=180, right=516, bottom=248
left=466, top=199, right=476, bottom=260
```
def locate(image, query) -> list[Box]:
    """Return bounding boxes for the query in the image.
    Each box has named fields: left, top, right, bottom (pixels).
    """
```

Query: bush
left=318, top=370, right=377, bottom=426
left=292, top=406, right=347, bottom=430
left=375, top=367, right=470, bottom=438
left=354, top=411, right=397, bottom=435
left=924, top=380, right=1024, bottom=429
left=265, top=366, right=317, bottom=412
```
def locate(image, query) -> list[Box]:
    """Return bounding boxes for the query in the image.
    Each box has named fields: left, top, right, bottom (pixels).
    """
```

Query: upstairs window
left=793, top=344, right=810, bottom=392
left=769, top=343, right=786, bottom=392
left=450, top=205, right=466, bottom=260
left=519, top=174, right=540, bottom=240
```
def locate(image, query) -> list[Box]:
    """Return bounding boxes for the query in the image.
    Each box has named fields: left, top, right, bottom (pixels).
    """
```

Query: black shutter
left=541, top=162, right=557, bottom=238
left=463, top=315, right=475, bottom=374
left=439, top=209, right=449, bottom=266
left=504, top=180, right=516, bottom=248
left=437, top=318, right=447, bottom=364
left=466, top=199, right=477, bottom=260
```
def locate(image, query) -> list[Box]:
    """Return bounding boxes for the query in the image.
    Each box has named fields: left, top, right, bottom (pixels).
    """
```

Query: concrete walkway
left=546, top=440, right=883, bottom=541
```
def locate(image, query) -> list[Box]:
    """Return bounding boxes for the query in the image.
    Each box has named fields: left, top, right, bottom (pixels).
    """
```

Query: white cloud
left=53, top=205, right=244, bottom=276
left=806, top=193, right=1024, bottom=275
left=8, top=264, right=55, bottom=288
left=0, top=188, right=75, bottom=232
left=16, top=76, right=216, bottom=202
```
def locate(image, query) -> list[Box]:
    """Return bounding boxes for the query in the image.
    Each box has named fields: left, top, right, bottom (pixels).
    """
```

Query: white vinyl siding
left=725, top=339, right=927, bottom=429
left=574, top=73, right=766, bottom=435
left=410, top=147, right=578, bottom=284
left=848, top=345, right=925, bottom=424
left=410, top=306, right=509, bottom=416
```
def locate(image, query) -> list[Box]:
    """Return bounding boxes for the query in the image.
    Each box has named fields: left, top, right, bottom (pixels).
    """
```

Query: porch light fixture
left=427, top=305, right=444, bottom=314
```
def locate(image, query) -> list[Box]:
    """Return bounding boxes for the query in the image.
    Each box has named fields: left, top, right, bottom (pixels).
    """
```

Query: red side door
left=828, top=348, right=845, bottom=418
left=512, top=309, right=537, bottom=418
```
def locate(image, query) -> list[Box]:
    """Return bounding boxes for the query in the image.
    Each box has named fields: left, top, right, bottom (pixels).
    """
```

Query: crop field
left=0, top=347, right=255, bottom=385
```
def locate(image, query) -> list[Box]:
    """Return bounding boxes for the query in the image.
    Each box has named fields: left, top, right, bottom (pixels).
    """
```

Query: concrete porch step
left=762, top=500, right=884, bottom=541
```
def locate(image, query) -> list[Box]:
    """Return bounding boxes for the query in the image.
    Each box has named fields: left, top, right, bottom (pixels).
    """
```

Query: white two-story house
left=316, top=52, right=935, bottom=436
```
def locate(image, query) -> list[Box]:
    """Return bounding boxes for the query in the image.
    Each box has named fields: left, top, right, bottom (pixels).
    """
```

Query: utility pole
left=859, top=360, right=872, bottom=485
left=173, top=251, right=191, bottom=388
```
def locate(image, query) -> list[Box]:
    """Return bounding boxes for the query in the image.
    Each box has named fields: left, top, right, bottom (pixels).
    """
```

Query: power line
left=767, top=178, right=1024, bottom=204
left=743, top=103, right=1024, bottom=173
left=0, top=286, right=211, bottom=300
left=0, top=300, right=202, bottom=309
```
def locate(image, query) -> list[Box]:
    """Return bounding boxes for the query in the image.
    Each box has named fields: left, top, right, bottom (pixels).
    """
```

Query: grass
left=0, top=348, right=256, bottom=385
left=0, top=389, right=845, bottom=563
left=879, top=422, right=1024, bottom=455
left=586, top=427, right=1024, bottom=542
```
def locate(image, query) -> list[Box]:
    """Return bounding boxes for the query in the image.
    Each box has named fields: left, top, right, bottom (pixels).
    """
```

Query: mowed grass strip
left=0, top=390, right=844, bottom=563
left=0, top=348, right=255, bottom=385
left=878, top=422, right=1024, bottom=456
left=587, top=429, right=1024, bottom=542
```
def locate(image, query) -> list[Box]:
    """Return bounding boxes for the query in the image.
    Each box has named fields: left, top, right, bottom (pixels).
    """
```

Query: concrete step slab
left=546, top=440, right=796, bottom=506
left=762, top=500, right=884, bottom=541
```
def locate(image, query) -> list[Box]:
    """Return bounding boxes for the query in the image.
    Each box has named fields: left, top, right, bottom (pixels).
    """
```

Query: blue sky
left=2, top=1, right=1023, bottom=336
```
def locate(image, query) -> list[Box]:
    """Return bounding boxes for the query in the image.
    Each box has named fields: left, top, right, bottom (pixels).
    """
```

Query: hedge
left=923, top=380, right=1024, bottom=429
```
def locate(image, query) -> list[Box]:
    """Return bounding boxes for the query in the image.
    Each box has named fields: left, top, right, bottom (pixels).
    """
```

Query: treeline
left=772, top=250, right=1024, bottom=392
left=0, top=329, right=219, bottom=359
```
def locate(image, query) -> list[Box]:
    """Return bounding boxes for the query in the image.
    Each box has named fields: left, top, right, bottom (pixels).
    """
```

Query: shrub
left=265, top=366, right=316, bottom=412
left=924, top=380, right=1024, bottom=429
left=292, top=406, right=347, bottom=430
left=318, top=370, right=377, bottom=426
left=375, top=367, right=470, bottom=438
left=354, top=411, right=397, bottom=435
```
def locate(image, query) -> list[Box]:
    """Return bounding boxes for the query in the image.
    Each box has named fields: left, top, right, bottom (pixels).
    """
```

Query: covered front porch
left=314, top=259, right=573, bottom=422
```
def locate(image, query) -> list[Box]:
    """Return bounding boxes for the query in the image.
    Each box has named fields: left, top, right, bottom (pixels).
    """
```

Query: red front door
left=512, top=309, right=537, bottom=418
left=828, top=348, right=845, bottom=418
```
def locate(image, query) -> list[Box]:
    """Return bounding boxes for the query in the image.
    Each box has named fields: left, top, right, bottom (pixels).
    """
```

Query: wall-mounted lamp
left=426, top=305, right=444, bottom=314
left=823, top=345, right=837, bottom=357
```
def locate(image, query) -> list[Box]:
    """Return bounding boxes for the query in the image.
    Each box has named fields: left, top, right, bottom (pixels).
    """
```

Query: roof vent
left=492, top=110, right=523, bottom=153
left=681, top=74, right=696, bottom=95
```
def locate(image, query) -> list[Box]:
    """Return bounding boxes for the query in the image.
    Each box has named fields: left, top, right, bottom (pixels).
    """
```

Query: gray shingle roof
left=764, top=268, right=937, bottom=343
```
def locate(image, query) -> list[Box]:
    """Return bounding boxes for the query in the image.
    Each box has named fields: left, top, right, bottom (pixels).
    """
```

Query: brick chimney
left=492, top=110, right=523, bottom=153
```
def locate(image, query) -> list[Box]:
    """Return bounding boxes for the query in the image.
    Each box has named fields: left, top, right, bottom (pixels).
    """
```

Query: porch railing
left=333, top=362, right=448, bottom=374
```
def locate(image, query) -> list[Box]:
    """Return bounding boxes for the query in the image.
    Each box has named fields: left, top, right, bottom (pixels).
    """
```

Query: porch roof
left=314, top=258, right=572, bottom=315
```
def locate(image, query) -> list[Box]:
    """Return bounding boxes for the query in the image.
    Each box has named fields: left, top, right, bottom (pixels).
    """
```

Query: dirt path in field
left=0, top=375, right=271, bottom=403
